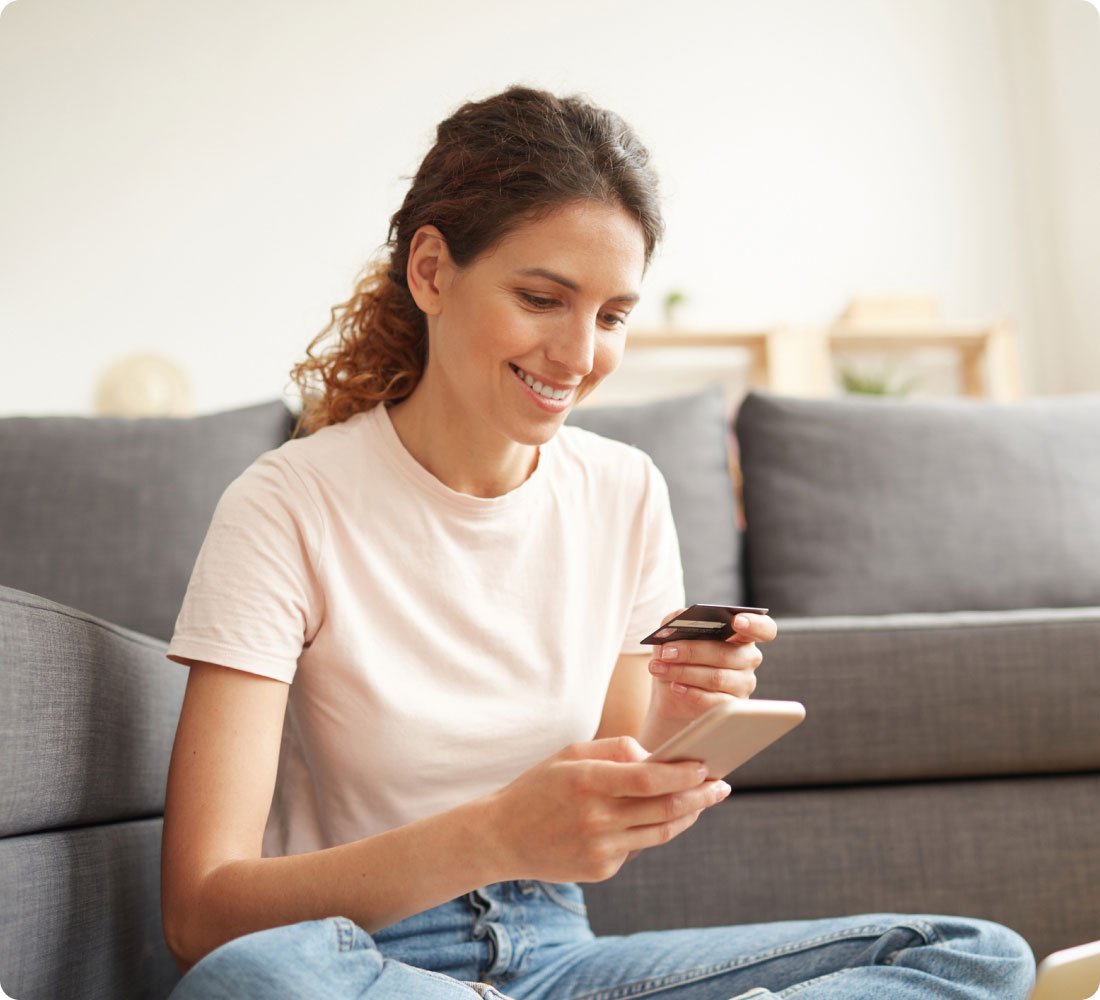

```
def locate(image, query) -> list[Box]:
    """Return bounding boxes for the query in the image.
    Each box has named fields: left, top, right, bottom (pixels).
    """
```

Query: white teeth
left=512, top=365, right=570, bottom=401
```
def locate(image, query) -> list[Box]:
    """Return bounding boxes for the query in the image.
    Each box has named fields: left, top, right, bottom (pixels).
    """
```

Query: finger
left=613, top=806, right=707, bottom=855
left=617, top=779, right=731, bottom=828
left=659, top=680, right=740, bottom=711
left=652, top=639, right=762, bottom=671
left=659, top=607, right=687, bottom=627
left=589, top=757, right=711, bottom=798
left=652, top=662, right=759, bottom=698
left=729, top=613, right=778, bottom=644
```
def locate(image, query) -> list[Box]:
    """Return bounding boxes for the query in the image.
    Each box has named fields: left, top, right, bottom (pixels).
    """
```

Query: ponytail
left=288, top=254, right=426, bottom=438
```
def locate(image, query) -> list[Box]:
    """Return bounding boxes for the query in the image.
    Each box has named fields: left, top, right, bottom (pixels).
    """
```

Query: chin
left=512, top=417, right=566, bottom=448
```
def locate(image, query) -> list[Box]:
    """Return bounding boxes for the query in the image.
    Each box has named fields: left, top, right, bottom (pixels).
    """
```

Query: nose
left=545, top=311, right=596, bottom=378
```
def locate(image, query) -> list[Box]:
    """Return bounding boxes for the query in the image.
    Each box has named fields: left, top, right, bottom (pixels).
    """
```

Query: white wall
left=995, top=0, right=1100, bottom=396
left=1, top=0, right=1097, bottom=415
left=1043, top=0, right=1100, bottom=392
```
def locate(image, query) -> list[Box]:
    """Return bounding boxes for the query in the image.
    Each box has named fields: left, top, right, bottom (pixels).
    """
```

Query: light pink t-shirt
left=166, top=402, right=685, bottom=857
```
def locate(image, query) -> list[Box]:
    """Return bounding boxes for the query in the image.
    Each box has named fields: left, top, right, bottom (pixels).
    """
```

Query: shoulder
left=246, top=409, right=374, bottom=488
left=553, top=424, right=667, bottom=497
left=218, top=410, right=374, bottom=523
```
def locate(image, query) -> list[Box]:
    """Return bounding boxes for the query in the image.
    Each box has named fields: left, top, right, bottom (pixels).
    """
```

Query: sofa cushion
left=736, top=391, right=1100, bottom=615
left=733, top=607, right=1100, bottom=789
left=0, top=399, right=295, bottom=641
left=583, top=773, right=1100, bottom=962
left=0, top=820, right=179, bottom=1000
left=568, top=386, right=743, bottom=605
left=0, top=585, right=184, bottom=837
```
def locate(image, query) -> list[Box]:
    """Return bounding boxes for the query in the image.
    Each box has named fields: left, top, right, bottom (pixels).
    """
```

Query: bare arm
left=594, top=649, right=696, bottom=751
left=594, top=652, right=653, bottom=743
left=160, top=662, right=502, bottom=972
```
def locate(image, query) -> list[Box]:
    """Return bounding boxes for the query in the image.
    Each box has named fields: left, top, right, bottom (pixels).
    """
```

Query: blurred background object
left=93, top=353, right=195, bottom=417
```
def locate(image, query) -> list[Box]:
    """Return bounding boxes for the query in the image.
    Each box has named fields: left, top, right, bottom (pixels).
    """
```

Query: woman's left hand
left=646, top=608, right=779, bottom=726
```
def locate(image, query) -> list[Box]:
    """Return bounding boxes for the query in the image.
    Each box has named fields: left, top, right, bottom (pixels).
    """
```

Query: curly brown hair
left=287, top=85, right=663, bottom=438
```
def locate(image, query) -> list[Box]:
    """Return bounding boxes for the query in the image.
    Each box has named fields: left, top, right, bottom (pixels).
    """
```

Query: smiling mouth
left=509, top=363, right=576, bottom=402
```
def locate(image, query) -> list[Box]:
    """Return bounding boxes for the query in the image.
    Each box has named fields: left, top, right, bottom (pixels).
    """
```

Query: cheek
left=593, top=338, right=625, bottom=377
left=446, top=300, right=526, bottom=364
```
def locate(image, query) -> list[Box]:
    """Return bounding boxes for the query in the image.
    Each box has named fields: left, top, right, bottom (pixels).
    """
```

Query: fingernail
left=661, top=645, right=679, bottom=660
left=735, top=615, right=750, bottom=630
left=649, top=660, right=668, bottom=675
left=696, top=764, right=709, bottom=780
left=717, top=781, right=732, bottom=799
left=671, top=682, right=688, bottom=694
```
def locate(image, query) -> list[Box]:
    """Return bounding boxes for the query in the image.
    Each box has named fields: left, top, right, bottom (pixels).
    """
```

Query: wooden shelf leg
left=984, top=323, right=1023, bottom=399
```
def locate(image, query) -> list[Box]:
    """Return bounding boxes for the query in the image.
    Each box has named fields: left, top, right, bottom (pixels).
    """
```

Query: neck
left=386, top=385, right=539, bottom=499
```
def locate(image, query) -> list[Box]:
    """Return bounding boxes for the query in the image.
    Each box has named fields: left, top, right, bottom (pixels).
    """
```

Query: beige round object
left=94, top=353, right=195, bottom=417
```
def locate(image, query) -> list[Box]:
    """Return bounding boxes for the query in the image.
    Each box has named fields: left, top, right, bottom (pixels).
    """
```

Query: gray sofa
left=2, top=387, right=1098, bottom=999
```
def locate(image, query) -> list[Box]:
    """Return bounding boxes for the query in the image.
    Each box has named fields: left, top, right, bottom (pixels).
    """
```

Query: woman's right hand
left=481, top=736, right=731, bottom=884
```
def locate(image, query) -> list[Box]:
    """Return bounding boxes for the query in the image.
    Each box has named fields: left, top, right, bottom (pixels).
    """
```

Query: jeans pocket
left=534, top=880, right=588, bottom=917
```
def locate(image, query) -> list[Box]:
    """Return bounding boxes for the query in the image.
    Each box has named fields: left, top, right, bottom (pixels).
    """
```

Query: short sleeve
left=621, top=456, right=686, bottom=653
left=165, top=451, right=325, bottom=683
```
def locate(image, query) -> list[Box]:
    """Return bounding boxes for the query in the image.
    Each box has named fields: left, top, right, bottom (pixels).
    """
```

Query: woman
left=161, top=86, right=1034, bottom=999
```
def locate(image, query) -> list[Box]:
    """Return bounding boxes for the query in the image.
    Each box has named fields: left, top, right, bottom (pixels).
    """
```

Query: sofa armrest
left=733, top=607, right=1100, bottom=788
left=0, top=584, right=186, bottom=837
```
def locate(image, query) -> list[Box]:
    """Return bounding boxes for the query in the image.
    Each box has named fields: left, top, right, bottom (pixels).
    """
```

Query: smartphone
left=647, top=698, right=806, bottom=779
left=640, top=604, right=769, bottom=646
left=1028, top=938, right=1100, bottom=1000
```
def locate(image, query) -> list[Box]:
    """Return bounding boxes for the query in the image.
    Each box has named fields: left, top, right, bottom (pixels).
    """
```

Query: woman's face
left=420, top=199, right=647, bottom=448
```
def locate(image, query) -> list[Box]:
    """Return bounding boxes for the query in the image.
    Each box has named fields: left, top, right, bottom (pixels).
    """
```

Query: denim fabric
left=169, top=880, right=1035, bottom=999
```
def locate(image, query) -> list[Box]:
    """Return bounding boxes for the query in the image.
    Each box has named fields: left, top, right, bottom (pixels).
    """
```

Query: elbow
left=161, top=858, right=249, bottom=973
left=162, top=894, right=203, bottom=974
left=161, top=874, right=218, bottom=974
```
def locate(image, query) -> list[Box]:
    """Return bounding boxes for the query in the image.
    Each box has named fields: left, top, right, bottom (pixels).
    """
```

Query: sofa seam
left=775, top=610, right=1100, bottom=639
left=0, top=812, right=165, bottom=844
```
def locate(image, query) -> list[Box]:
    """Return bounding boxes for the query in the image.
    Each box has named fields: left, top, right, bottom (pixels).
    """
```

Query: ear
left=406, top=225, right=455, bottom=316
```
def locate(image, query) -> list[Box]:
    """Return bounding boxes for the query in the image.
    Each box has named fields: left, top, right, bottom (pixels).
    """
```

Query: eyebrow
left=514, top=267, right=639, bottom=304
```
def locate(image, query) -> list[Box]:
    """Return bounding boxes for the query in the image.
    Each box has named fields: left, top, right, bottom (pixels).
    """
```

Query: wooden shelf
left=827, top=322, right=1021, bottom=398
left=625, top=327, right=817, bottom=396
left=624, top=322, right=1022, bottom=400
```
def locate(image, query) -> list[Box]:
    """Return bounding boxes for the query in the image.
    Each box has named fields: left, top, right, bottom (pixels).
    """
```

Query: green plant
left=662, top=289, right=687, bottom=326
left=838, top=366, right=920, bottom=397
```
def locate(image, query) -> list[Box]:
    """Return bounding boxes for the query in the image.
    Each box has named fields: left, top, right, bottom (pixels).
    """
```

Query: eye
left=519, top=291, right=558, bottom=310
left=600, top=312, right=629, bottom=330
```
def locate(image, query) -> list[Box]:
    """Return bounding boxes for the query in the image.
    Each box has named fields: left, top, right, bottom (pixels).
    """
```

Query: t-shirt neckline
left=368, top=402, right=555, bottom=516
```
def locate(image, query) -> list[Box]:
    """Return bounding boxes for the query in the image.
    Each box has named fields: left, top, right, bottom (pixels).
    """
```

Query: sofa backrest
left=736, top=390, right=1100, bottom=616
left=568, top=385, right=743, bottom=606
left=0, top=400, right=298, bottom=644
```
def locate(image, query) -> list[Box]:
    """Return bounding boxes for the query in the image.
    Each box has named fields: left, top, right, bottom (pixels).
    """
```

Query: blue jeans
left=168, top=880, right=1035, bottom=999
